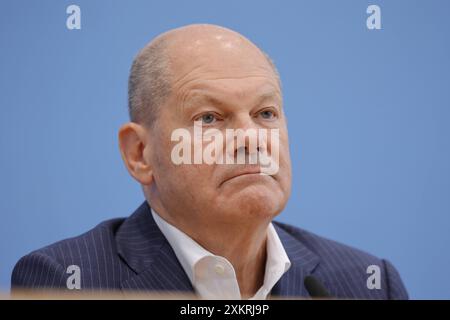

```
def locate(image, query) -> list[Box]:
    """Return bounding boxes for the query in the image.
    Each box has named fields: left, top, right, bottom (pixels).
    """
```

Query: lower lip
left=222, top=173, right=268, bottom=185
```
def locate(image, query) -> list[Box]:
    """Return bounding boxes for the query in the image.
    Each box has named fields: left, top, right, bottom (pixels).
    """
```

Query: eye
left=258, top=109, right=277, bottom=120
left=195, top=113, right=218, bottom=125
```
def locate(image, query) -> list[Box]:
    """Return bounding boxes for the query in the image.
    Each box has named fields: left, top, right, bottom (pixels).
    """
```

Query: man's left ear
left=118, top=122, right=153, bottom=185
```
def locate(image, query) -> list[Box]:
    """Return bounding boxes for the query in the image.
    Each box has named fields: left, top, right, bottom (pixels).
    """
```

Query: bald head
left=128, top=24, right=281, bottom=127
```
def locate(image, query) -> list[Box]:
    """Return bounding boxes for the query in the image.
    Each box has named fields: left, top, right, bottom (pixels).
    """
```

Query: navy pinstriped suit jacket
left=11, top=201, right=408, bottom=299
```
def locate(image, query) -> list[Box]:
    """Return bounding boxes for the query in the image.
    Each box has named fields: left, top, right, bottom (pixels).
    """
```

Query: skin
left=119, top=24, right=292, bottom=298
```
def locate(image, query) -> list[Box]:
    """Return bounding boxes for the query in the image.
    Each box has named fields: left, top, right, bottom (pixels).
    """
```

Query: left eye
left=259, top=110, right=276, bottom=119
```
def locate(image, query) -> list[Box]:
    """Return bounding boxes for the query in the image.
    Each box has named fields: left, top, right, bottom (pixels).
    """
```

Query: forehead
left=171, top=53, right=280, bottom=101
left=181, top=78, right=282, bottom=107
left=169, top=36, right=278, bottom=85
left=169, top=52, right=282, bottom=109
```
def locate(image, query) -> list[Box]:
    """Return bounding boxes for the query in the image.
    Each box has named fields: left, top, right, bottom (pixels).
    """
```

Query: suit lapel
left=116, top=202, right=320, bottom=297
left=116, top=201, right=194, bottom=293
left=270, top=222, right=321, bottom=298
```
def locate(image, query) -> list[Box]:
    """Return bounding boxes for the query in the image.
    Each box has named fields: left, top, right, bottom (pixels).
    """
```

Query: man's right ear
left=118, top=122, right=153, bottom=185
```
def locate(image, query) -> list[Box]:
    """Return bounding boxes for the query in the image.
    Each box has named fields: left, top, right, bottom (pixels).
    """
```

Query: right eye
left=195, top=113, right=219, bottom=125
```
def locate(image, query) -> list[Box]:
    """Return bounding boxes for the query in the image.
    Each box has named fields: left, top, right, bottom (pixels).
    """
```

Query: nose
left=225, top=114, right=267, bottom=164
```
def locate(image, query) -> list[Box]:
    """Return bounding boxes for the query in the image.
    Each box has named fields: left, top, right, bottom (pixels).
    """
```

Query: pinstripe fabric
left=11, top=201, right=408, bottom=299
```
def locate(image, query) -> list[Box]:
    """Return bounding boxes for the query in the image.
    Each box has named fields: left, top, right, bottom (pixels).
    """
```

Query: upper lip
left=219, top=166, right=262, bottom=186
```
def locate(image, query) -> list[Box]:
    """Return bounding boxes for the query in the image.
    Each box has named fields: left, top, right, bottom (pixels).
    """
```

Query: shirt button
left=214, top=264, right=225, bottom=275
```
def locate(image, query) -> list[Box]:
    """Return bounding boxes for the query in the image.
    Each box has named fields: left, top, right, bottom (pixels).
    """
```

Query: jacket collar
left=116, top=201, right=320, bottom=297
left=116, top=201, right=194, bottom=293
left=270, top=222, right=321, bottom=298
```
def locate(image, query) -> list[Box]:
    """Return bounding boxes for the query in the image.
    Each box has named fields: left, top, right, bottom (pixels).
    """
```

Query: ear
left=118, top=122, right=153, bottom=185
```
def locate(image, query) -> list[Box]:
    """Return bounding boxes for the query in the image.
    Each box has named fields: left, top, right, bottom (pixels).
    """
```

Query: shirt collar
left=262, top=223, right=292, bottom=291
left=151, top=208, right=291, bottom=297
left=151, top=208, right=214, bottom=284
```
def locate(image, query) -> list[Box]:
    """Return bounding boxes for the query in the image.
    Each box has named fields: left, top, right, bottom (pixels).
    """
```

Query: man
left=11, top=24, right=408, bottom=299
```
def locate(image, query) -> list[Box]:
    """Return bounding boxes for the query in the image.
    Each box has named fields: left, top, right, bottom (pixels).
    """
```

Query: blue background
left=1, top=0, right=449, bottom=299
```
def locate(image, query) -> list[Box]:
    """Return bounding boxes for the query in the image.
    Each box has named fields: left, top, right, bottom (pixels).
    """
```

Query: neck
left=150, top=200, right=271, bottom=298
left=198, top=221, right=269, bottom=298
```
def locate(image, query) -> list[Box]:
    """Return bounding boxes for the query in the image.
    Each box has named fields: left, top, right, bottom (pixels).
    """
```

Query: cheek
left=159, top=162, right=218, bottom=195
left=274, top=134, right=292, bottom=194
left=275, top=133, right=291, bottom=170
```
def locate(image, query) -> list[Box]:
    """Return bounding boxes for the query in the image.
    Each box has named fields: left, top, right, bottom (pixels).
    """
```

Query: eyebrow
left=184, top=90, right=281, bottom=110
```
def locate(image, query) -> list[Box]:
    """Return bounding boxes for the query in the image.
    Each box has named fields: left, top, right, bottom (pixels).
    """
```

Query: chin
left=218, top=184, right=286, bottom=221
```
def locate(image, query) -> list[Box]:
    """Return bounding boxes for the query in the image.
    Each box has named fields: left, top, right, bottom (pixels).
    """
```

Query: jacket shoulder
left=273, top=221, right=409, bottom=299
left=274, top=220, right=381, bottom=262
left=11, top=217, right=126, bottom=291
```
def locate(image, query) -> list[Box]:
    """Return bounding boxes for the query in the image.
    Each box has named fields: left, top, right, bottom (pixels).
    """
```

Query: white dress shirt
left=151, top=208, right=291, bottom=300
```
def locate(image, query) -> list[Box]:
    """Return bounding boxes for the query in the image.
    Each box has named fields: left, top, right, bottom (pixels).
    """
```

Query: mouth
left=219, top=167, right=270, bottom=187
